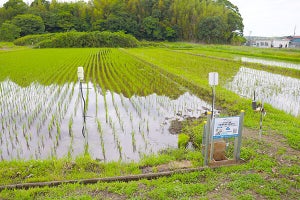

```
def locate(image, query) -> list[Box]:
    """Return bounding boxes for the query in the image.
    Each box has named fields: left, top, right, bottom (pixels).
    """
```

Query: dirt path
left=242, top=127, right=299, bottom=165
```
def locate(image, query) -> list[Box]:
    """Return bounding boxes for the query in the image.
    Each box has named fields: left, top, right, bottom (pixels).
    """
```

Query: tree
left=30, top=0, right=50, bottom=9
left=217, top=0, right=244, bottom=41
left=197, top=16, right=228, bottom=43
left=0, top=21, right=21, bottom=41
left=165, top=26, right=177, bottom=41
left=142, top=16, right=161, bottom=40
left=3, top=0, right=28, bottom=19
left=12, top=14, right=45, bottom=36
left=0, top=0, right=245, bottom=43
left=93, top=0, right=124, bottom=20
left=56, top=12, right=75, bottom=32
left=227, top=12, right=244, bottom=41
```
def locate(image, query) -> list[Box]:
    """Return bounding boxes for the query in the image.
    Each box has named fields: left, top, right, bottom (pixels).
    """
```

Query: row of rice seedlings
left=1, top=67, right=81, bottom=160
left=0, top=81, right=56, bottom=156
left=1, top=47, right=212, bottom=161
left=118, top=49, right=187, bottom=97
left=226, top=67, right=300, bottom=116
left=96, top=119, right=106, bottom=160
left=98, top=51, right=110, bottom=123
left=0, top=48, right=97, bottom=160
left=89, top=49, right=192, bottom=159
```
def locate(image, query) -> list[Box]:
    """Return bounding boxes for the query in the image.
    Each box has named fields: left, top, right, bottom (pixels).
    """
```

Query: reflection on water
left=240, top=57, right=300, bottom=70
left=0, top=80, right=210, bottom=162
left=226, top=67, right=300, bottom=116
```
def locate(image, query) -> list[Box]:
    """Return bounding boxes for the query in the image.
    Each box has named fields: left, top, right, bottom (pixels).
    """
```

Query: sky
left=230, top=0, right=300, bottom=37
left=0, top=0, right=299, bottom=37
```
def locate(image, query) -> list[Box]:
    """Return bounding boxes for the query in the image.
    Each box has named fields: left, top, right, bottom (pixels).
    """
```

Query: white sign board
left=77, top=66, right=84, bottom=81
left=213, top=116, right=240, bottom=139
left=209, top=72, right=219, bottom=86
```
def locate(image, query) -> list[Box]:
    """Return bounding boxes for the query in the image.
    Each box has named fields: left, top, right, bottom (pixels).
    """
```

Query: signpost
left=202, top=72, right=244, bottom=166
left=209, top=72, right=218, bottom=117
left=202, top=111, right=245, bottom=166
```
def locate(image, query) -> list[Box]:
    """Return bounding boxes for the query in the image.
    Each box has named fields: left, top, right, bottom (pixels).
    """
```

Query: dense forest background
left=0, top=0, right=244, bottom=44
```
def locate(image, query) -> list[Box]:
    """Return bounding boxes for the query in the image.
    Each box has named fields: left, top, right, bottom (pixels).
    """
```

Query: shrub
left=178, top=134, right=190, bottom=149
left=14, top=33, right=54, bottom=46
left=14, top=31, right=139, bottom=48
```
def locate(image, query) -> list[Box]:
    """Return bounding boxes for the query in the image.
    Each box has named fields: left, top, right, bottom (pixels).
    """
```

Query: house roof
left=287, top=36, right=300, bottom=39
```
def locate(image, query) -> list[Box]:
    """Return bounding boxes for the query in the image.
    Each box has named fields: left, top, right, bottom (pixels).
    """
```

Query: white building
left=272, top=39, right=290, bottom=48
left=253, top=38, right=290, bottom=48
left=255, top=40, right=272, bottom=48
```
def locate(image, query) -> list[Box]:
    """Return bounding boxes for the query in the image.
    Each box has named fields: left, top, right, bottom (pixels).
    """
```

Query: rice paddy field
left=0, top=43, right=299, bottom=199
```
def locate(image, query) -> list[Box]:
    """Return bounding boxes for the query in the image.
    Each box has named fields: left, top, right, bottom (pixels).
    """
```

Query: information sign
left=213, top=116, right=240, bottom=139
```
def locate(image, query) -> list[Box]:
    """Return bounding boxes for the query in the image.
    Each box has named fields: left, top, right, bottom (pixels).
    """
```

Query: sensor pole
left=78, top=67, right=86, bottom=138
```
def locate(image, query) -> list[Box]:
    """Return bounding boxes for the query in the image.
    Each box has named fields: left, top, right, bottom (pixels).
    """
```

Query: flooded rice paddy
left=0, top=79, right=210, bottom=161
left=227, top=67, right=300, bottom=117
left=240, top=57, right=300, bottom=70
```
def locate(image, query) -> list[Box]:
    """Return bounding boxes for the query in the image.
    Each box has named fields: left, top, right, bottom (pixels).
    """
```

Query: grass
left=0, top=43, right=299, bottom=199
left=1, top=141, right=298, bottom=199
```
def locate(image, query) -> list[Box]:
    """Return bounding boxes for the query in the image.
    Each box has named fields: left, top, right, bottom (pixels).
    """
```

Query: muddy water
left=0, top=80, right=210, bottom=162
left=240, top=57, right=300, bottom=70
left=226, top=67, right=300, bottom=116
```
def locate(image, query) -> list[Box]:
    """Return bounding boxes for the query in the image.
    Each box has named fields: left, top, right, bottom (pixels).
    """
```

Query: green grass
left=1, top=143, right=299, bottom=199
left=0, top=42, right=27, bottom=52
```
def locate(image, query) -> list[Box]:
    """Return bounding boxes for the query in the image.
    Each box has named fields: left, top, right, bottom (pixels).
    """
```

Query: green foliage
left=140, top=148, right=203, bottom=167
left=178, top=134, right=190, bottom=149
left=0, top=0, right=243, bottom=42
left=197, top=16, right=228, bottom=44
left=1, top=0, right=28, bottom=23
left=0, top=22, right=20, bottom=41
left=11, top=14, right=45, bottom=36
left=14, top=31, right=139, bottom=48
left=13, top=33, right=54, bottom=46
left=228, top=173, right=265, bottom=193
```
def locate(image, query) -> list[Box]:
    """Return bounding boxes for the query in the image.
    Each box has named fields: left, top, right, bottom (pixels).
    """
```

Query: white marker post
left=209, top=72, right=218, bottom=117
left=77, top=66, right=84, bottom=82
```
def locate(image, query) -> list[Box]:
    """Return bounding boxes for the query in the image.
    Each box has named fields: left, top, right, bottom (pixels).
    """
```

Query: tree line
left=0, top=0, right=245, bottom=44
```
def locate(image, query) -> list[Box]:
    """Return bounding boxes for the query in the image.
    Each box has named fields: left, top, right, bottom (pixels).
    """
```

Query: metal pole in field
left=203, top=112, right=212, bottom=166
left=78, top=66, right=86, bottom=138
left=234, top=110, right=245, bottom=161
left=211, top=86, right=215, bottom=118
left=202, top=121, right=208, bottom=166
left=259, top=101, right=264, bottom=140
left=208, top=72, right=218, bottom=163
left=209, top=72, right=218, bottom=118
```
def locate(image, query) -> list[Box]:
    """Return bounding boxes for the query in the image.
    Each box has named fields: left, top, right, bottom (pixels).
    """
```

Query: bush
left=178, top=134, right=190, bottom=149
left=14, top=33, right=54, bottom=46
left=14, top=31, right=139, bottom=48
